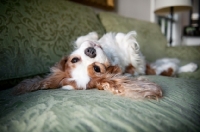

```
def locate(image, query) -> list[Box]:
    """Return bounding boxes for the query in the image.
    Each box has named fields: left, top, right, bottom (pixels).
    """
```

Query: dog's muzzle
left=84, top=47, right=96, bottom=58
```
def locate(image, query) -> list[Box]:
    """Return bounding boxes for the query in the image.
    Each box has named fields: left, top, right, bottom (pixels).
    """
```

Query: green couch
left=0, top=0, right=200, bottom=132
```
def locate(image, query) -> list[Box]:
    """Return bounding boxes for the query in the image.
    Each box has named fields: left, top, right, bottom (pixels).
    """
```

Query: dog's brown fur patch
left=145, top=64, right=156, bottom=75
left=160, top=68, right=174, bottom=76
left=125, top=64, right=135, bottom=74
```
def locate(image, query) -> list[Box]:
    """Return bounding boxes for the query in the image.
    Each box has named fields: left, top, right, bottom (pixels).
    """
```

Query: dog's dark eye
left=94, top=65, right=101, bottom=73
left=71, top=57, right=79, bottom=63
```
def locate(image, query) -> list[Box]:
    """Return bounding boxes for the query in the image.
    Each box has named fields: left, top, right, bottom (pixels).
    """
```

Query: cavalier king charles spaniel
left=14, top=31, right=146, bottom=94
left=14, top=31, right=197, bottom=99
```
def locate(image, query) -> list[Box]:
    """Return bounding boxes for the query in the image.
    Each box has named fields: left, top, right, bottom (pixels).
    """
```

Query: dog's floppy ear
left=87, top=62, right=162, bottom=99
left=13, top=56, right=71, bottom=95
left=54, top=56, right=68, bottom=71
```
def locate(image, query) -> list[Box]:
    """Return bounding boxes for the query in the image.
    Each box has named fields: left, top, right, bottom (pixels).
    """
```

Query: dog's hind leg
left=178, top=62, right=198, bottom=73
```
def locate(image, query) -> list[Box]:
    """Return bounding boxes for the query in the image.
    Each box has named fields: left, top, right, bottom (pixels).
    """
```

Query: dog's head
left=13, top=40, right=110, bottom=94
left=50, top=40, right=110, bottom=90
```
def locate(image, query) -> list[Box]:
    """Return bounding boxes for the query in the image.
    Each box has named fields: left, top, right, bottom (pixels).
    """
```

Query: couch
left=0, top=0, right=200, bottom=131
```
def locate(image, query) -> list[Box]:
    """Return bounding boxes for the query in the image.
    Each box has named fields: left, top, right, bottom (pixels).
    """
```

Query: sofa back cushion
left=98, top=12, right=168, bottom=61
left=0, top=0, right=105, bottom=89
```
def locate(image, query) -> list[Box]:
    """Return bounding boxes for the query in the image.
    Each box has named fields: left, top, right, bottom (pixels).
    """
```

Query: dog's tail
left=13, top=76, right=45, bottom=95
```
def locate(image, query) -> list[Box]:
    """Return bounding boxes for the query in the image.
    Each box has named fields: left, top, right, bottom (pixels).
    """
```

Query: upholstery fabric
left=98, top=12, right=168, bottom=62
left=0, top=0, right=105, bottom=85
left=167, top=47, right=200, bottom=79
left=0, top=76, right=200, bottom=132
left=0, top=1, right=199, bottom=132
left=166, top=46, right=200, bottom=61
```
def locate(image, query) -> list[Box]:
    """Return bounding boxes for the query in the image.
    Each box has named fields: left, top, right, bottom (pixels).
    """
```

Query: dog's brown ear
left=13, top=76, right=44, bottom=95
left=55, top=56, right=68, bottom=71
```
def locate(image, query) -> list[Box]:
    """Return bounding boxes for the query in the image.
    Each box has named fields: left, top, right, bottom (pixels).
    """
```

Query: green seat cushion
left=98, top=12, right=168, bottom=62
left=0, top=76, right=199, bottom=132
left=0, top=0, right=105, bottom=88
left=166, top=46, right=200, bottom=61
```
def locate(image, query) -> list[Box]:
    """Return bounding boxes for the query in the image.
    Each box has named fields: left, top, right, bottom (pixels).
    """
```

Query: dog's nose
left=84, top=47, right=96, bottom=58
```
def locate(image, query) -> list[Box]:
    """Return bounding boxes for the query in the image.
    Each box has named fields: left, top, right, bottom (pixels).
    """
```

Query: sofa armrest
left=166, top=46, right=200, bottom=61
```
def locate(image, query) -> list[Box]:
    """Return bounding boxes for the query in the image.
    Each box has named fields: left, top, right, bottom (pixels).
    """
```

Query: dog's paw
left=178, top=62, right=198, bottom=73
left=61, top=85, right=75, bottom=90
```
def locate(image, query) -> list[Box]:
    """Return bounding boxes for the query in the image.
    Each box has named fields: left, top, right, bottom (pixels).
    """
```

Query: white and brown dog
left=14, top=31, right=197, bottom=99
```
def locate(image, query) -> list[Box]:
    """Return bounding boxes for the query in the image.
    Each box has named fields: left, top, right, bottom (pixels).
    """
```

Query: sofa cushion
left=0, top=0, right=105, bottom=88
left=98, top=12, right=168, bottom=61
left=0, top=75, right=199, bottom=131
left=166, top=46, right=200, bottom=61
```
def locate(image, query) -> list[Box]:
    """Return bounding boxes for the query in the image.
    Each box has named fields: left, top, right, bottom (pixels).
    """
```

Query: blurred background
left=71, top=0, right=200, bottom=47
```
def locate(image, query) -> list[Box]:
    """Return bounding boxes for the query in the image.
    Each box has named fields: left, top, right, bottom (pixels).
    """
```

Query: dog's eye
left=94, top=65, right=101, bottom=73
left=71, top=57, right=79, bottom=63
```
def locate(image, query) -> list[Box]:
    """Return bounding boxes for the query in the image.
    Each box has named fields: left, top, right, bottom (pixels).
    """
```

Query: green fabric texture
left=166, top=46, right=200, bottom=61
left=0, top=0, right=105, bottom=85
left=98, top=12, right=168, bottom=62
left=0, top=76, right=200, bottom=132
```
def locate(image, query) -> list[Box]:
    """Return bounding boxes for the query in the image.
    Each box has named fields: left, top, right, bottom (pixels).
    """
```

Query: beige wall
left=115, top=0, right=152, bottom=21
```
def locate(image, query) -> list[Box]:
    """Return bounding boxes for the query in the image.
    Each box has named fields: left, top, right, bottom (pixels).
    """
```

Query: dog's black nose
left=84, top=47, right=96, bottom=58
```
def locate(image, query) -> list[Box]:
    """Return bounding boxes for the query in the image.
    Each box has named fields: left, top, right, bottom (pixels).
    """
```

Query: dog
left=14, top=31, right=160, bottom=99
left=14, top=31, right=147, bottom=95
left=13, top=31, right=197, bottom=99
